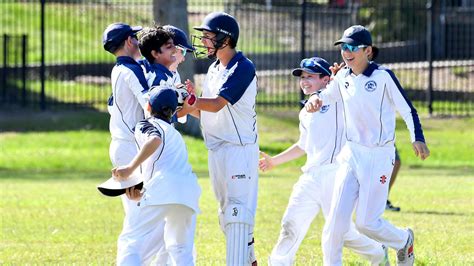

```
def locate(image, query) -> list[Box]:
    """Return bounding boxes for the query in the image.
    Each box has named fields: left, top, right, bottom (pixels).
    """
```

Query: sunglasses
left=300, top=58, right=331, bottom=76
left=340, top=43, right=367, bottom=52
left=177, top=47, right=187, bottom=57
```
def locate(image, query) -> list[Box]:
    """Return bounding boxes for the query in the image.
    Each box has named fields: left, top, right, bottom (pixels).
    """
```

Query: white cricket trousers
left=117, top=204, right=195, bottom=266
left=322, top=141, right=409, bottom=265
left=109, top=138, right=139, bottom=215
left=269, top=164, right=385, bottom=266
left=208, top=143, right=259, bottom=221
left=141, top=215, right=197, bottom=265
left=208, top=143, right=259, bottom=264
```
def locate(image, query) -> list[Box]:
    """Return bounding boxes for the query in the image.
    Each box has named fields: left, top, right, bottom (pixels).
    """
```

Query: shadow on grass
left=0, top=169, right=210, bottom=181
left=405, top=210, right=468, bottom=217
left=0, top=106, right=110, bottom=132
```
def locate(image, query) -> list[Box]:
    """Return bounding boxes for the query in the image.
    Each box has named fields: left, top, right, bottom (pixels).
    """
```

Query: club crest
left=365, top=80, right=377, bottom=92
left=320, top=105, right=330, bottom=113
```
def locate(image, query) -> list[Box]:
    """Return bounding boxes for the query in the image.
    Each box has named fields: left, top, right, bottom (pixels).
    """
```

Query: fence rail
left=0, top=0, right=473, bottom=116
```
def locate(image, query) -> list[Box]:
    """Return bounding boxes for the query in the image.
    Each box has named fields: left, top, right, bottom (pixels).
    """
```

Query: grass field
left=0, top=109, right=473, bottom=264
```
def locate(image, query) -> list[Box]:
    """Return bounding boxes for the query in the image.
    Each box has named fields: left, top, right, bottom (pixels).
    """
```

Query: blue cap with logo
left=292, top=57, right=331, bottom=77
left=163, top=25, right=195, bottom=52
left=334, top=25, right=372, bottom=46
left=149, top=86, right=178, bottom=114
left=102, top=22, right=142, bottom=53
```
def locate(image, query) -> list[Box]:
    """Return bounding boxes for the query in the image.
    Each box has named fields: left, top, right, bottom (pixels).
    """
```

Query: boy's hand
left=305, top=94, right=323, bottom=113
left=185, top=79, right=196, bottom=95
left=259, top=151, right=275, bottom=172
left=112, top=166, right=133, bottom=181
left=412, top=141, right=430, bottom=160
left=125, top=187, right=143, bottom=201
left=330, top=62, right=345, bottom=78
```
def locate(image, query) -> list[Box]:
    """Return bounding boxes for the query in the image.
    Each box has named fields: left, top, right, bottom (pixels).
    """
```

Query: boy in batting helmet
left=181, top=11, right=259, bottom=265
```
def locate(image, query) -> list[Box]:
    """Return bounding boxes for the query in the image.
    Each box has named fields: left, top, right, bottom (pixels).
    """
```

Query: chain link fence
left=1, top=0, right=473, bottom=115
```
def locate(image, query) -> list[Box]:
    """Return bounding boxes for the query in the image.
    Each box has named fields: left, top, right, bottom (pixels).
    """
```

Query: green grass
left=0, top=109, right=473, bottom=264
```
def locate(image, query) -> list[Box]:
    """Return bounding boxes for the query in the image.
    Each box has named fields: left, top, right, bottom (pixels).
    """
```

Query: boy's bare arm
left=259, top=144, right=305, bottom=172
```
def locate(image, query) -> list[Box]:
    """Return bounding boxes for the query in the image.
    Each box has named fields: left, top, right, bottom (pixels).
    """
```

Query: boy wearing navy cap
left=102, top=22, right=150, bottom=215
left=260, top=57, right=388, bottom=265
left=112, top=86, right=201, bottom=265
left=163, top=25, right=195, bottom=85
left=306, top=25, right=429, bottom=266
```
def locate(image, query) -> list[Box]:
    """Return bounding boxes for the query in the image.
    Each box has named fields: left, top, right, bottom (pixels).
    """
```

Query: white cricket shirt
left=134, top=117, right=201, bottom=213
left=108, top=56, right=149, bottom=142
left=319, top=62, right=425, bottom=147
left=297, top=96, right=345, bottom=172
left=200, top=52, right=258, bottom=150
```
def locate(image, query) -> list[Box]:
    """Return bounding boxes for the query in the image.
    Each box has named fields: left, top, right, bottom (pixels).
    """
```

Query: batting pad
left=223, top=204, right=254, bottom=265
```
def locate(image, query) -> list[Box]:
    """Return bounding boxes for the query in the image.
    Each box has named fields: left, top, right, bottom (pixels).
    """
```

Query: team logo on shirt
left=380, top=175, right=387, bottom=184
left=320, top=105, right=330, bottom=113
left=231, top=174, right=247, bottom=180
left=365, top=80, right=377, bottom=92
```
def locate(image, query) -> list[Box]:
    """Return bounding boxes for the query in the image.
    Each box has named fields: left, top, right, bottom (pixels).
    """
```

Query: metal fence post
left=427, top=0, right=434, bottom=115
left=2, top=34, right=8, bottom=102
left=40, top=0, right=46, bottom=110
left=300, top=0, right=307, bottom=102
left=22, top=35, right=27, bottom=106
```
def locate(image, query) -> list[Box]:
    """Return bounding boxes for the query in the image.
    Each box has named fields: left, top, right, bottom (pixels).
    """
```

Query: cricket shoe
left=386, top=200, right=401, bottom=212
left=397, top=229, right=414, bottom=266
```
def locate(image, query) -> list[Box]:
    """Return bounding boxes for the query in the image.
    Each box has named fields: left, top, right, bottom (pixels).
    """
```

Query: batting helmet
left=194, top=12, right=239, bottom=46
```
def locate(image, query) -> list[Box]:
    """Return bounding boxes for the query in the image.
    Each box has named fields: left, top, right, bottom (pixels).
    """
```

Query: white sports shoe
left=397, top=229, right=415, bottom=266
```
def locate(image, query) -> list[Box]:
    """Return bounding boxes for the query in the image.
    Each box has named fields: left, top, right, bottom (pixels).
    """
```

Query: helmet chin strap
left=207, top=37, right=228, bottom=59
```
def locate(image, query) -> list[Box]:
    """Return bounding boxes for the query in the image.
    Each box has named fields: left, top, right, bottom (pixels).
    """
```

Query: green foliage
left=358, top=0, right=427, bottom=42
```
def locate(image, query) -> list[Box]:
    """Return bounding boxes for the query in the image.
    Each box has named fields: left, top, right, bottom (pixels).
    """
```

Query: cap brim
left=193, top=25, right=212, bottom=32
left=178, top=44, right=196, bottom=52
left=334, top=37, right=361, bottom=46
left=131, top=26, right=143, bottom=33
left=97, top=174, right=143, bottom=197
left=292, top=68, right=322, bottom=77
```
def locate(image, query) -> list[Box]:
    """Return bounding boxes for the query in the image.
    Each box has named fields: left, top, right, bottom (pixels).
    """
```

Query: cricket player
left=305, top=25, right=430, bottom=266
left=182, top=11, right=259, bottom=265
left=140, top=25, right=198, bottom=265
left=112, top=86, right=201, bottom=265
left=102, top=22, right=148, bottom=214
left=138, top=26, right=176, bottom=90
left=260, top=56, right=388, bottom=266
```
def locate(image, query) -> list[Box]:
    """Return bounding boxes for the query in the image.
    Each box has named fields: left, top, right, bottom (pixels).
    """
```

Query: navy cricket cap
left=292, top=57, right=332, bottom=77
left=149, top=86, right=178, bottom=114
left=334, top=25, right=372, bottom=46
left=163, top=25, right=195, bottom=52
left=102, top=22, right=142, bottom=52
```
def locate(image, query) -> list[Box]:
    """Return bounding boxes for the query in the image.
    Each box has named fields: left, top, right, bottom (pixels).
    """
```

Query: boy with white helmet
left=260, top=57, right=388, bottom=266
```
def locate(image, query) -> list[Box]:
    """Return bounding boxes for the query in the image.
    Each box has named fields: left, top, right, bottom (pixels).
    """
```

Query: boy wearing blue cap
left=306, top=25, right=430, bottom=266
left=260, top=57, right=388, bottom=265
left=112, top=85, right=201, bottom=265
left=163, top=25, right=196, bottom=85
left=102, top=22, right=150, bottom=214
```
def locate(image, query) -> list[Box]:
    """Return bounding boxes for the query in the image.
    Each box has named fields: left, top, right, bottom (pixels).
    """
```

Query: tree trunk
left=153, top=0, right=201, bottom=137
